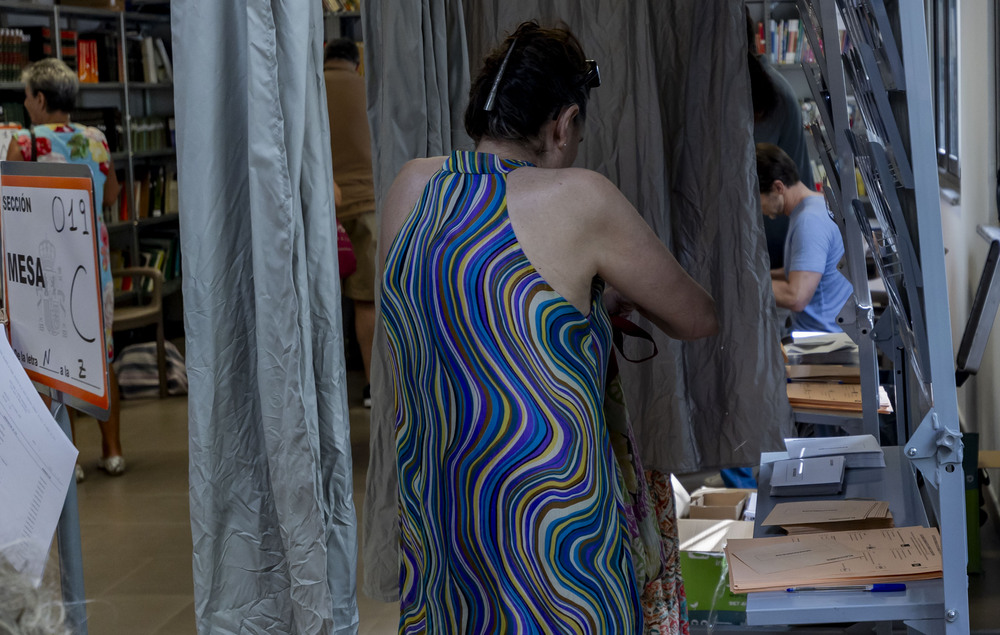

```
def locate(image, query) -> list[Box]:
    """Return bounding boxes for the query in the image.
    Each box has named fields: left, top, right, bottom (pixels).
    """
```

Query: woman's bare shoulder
left=510, top=166, right=619, bottom=221
left=380, top=156, right=446, bottom=262
left=514, top=166, right=614, bottom=195
left=394, top=157, right=445, bottom=194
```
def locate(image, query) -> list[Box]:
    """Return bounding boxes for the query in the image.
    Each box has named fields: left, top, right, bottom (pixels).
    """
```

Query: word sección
left=2, top=194, right=31, bottom=213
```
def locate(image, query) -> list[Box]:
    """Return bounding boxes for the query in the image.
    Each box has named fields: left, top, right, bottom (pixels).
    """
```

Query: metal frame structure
left=747, top=1, right=970, bottom=632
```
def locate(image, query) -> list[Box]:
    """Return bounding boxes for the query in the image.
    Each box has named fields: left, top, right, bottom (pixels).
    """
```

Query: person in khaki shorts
left=325, top=38, right=376, bottom=405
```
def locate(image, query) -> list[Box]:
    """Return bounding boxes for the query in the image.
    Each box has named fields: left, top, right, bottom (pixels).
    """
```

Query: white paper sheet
left=0, top=324, right=78, bottom=584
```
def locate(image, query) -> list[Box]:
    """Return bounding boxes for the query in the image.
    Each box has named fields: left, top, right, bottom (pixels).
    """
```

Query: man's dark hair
left=464, top=21, right=593, bottom=145
left=325, top=38, right=360, bottom=65
left=756, top=142, right=800, bottom=192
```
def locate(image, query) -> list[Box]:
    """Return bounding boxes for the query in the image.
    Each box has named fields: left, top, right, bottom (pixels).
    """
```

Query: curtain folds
left=173, top=0, right=358, bottom=632
left=362, top=0, right=792, bottom=602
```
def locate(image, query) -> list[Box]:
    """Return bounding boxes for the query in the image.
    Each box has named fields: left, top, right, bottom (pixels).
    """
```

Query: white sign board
left=0, top=162, right=109, bottom=417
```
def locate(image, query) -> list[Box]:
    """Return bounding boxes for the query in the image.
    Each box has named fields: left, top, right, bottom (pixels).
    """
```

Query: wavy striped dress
left=382, top=151, right=641, bottom=634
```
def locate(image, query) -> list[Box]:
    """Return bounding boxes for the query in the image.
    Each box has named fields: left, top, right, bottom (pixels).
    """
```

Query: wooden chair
left=112, top=267, right=167, bottom=398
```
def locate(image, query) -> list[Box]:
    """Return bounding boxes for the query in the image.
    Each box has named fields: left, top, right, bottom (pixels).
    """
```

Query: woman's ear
left=553, top=104, right=580, bottom=147
left=32, top=90, right=47, bottom=113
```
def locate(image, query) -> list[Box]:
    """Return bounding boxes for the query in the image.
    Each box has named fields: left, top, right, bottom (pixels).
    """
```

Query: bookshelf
left=0, top=1, right=180, bottom=303
left=324, top=10, right=361, bottom=42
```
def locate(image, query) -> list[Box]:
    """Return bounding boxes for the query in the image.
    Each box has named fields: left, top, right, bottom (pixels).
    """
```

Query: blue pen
left=786, top=584, right=906, bottom=592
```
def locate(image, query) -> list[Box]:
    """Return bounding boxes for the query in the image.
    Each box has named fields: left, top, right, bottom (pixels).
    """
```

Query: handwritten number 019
left=51, top=196, right=89, bottom=235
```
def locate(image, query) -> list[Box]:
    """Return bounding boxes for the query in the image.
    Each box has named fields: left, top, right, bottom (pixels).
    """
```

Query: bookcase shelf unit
left=745, top=1, right=969, bottom=633
left=0, top=1, right=178, bottom=300
left=324, top=10, right=361, bottom=42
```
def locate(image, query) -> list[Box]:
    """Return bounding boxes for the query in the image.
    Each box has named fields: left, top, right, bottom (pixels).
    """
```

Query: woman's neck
left=34, top=112, right=70, bottom=126
left=475, top=138, right=541, bottom=165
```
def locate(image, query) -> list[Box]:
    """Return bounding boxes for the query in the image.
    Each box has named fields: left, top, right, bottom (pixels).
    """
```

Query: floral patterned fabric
left=606, top=360, right=690, bottom=635
left=16, top=123, right=115, bottom=361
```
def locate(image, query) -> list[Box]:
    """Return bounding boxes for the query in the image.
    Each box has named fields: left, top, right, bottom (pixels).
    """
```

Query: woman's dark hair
left=464, top=21, right=592, bottom=145
left=325, top=38, right=360, bottom=65
left=747, top=53, right=778, bottom=120
left=756, top=142, right=800, bottom=192
left=745, top=9, right=778, bottom=120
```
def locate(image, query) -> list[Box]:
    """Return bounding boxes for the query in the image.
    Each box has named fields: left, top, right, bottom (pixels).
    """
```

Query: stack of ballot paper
left=786, top=364, right=860, bottom=383
left=724, top=526, right=942, bottom=593
left=786, top=382, right=894, bottom=415
left=783, top=332, right=859, bottom=366
left=761, top=500, right=894, bottom=535
left=769, top=456, right=846, bottom=497
left=785, top=434, right=886, bottom=468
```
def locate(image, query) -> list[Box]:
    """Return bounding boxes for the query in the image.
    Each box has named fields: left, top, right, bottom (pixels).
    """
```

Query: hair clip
left=484, top=37, right=518, bottom=112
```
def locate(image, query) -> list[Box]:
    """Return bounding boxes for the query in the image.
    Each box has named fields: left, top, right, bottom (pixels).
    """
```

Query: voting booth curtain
left=362, top=0, right=794, bottom=601
left=173, top=1, right=358, bottom=633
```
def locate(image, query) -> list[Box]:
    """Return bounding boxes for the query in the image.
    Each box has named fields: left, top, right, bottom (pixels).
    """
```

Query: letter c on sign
left=70, top=265, right=95, bottom=343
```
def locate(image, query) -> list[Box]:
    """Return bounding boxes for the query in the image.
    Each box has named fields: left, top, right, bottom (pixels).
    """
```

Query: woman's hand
left=603, top=285, right=636, bottom=317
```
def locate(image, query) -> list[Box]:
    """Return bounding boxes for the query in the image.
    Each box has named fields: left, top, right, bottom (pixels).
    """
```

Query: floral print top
left=15, top=123, right=112, bottom=209
left=15, top=123, right=115, bottom=360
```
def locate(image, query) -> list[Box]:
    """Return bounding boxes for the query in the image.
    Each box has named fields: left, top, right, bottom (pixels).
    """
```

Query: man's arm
left=772, top=270, right=821, bottom=312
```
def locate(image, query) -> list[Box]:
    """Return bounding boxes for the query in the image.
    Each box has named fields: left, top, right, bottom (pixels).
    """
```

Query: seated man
left=756, top=143, right=853, bottom=332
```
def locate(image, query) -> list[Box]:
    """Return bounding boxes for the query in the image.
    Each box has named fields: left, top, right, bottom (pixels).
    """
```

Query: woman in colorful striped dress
left=380, top=22, right=718, bottom=634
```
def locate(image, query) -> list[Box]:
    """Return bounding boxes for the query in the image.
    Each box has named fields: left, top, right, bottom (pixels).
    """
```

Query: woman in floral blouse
left=7, top=58, right=124, bottom=481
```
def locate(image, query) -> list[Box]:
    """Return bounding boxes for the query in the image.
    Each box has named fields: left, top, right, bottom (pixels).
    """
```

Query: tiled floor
left=65, top=371, right=1000, bottom=634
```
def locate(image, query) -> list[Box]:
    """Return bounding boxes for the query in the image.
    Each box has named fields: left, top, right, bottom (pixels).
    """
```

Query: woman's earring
left=562, top=143, right=567, bottom=148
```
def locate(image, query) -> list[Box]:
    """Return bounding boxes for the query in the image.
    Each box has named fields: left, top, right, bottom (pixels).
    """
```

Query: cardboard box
left=688, top=489, right=750, bottom=520
left=679, top=518, right=753, bottom=626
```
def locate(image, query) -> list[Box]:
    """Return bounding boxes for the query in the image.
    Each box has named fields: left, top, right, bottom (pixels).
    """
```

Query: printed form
left=0, top=324, right=78, bottom=584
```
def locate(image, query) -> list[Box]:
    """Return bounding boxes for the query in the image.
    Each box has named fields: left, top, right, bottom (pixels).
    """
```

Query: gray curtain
left=363, top=0, right=792, bottom=600
left=173, top=1, right=358, bottom=632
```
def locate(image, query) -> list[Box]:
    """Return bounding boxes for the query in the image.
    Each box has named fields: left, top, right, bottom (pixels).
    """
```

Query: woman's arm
left=6, top=136, right=24, bottom=161
left=103, top=157, right=121, bottom=207
left=579, top=172, right=719, bottom=340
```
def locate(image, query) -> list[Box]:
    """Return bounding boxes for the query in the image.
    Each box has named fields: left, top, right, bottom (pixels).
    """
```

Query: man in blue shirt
left=756, top=143, right=853, bottom=332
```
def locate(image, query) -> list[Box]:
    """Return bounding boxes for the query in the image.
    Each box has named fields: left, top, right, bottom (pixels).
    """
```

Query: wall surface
left=940, top=0, right=997, bottom=507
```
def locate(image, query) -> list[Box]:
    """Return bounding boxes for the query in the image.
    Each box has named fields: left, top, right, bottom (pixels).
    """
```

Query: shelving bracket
left=904, top=410, right=963, bottom=488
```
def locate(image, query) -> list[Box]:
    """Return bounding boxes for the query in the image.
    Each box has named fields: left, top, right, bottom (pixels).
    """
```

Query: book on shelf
left=78, top=31, right=121, bottom=83
left=135, top=171, right=151, bottom=219
left=139, top=236, right=180, bottom=284
left=163, top=169, right=179, bottom=215
left=23, top=27, right=77, bottom=71
left=123, top=34, right=146, bottom=84
left=117, top=184, right=129, bottom=222
left=76, top=39, right=99, bottom=83
left=769, top=455, right=846, bottom=497
left=153, top=37, right=172, bottom=82
left=0, top=29, right=31, bottom=82
left=141, top=36, right=158, bottom=83
left=110, top=249, right=126, bottom=290
left=767, top=19, right=815, bottom=65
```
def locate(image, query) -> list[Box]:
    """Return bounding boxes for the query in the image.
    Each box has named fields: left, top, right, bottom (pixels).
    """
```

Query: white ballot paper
left=0, top=324, right=78, bottom=584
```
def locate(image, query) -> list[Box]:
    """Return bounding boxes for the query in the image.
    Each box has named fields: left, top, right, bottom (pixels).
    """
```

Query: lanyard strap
left=610, top=315, right=658, bottom=363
